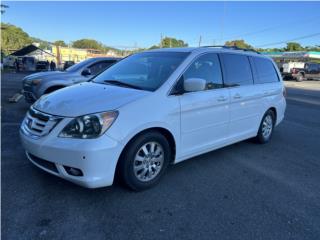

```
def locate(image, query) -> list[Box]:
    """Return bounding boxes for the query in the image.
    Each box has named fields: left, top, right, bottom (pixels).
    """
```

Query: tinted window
left=183, top=53, right=223, bottom=90
left=306, top=63, right=320, bottom=72
left=88, top=61, right=114, bottom=75
left=94, top=52, right=189, bottom=91
left=221, top=54, right=253, bottom=86
left=65, top=58, right=96, bottom=72
left=252, top=57, right=279, bottom=84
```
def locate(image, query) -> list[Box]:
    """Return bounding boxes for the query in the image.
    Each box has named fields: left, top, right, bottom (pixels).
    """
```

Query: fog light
left=64, top=166, right=83, bottom=176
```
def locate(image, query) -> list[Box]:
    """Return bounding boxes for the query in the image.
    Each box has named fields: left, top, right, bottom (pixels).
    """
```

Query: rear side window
left=252, top=57, right=279, bottom=84
left=221, top=54, right=253, bottom=87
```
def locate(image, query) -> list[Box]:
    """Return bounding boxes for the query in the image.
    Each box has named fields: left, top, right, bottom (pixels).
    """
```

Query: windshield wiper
left=103, top=80, right=142, bottom=90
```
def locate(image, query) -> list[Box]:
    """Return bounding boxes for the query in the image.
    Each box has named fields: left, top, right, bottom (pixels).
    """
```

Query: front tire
left=255, top=110, right=275, bottom=144
left=118, top=131, right=171, bottom=191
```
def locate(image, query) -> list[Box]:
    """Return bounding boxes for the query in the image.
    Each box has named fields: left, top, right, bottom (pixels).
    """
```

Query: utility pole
left=199, top=35, right=202, bottom=47
left=160, top=34, right=163, bottom=48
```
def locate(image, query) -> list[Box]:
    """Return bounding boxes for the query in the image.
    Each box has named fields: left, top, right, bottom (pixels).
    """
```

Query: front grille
left=23, top=91, right=36, bottom=103
left=28, top=153, right=58, bottom=173
left=21, top=107, right=61, bottom=138
left=23, top=84, right=32, bottom=91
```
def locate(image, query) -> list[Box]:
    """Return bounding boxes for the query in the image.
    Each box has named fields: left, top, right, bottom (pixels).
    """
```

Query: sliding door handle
left=233, top=93, right=241, bottom=99
left=217, top=96, right=227, bottom=102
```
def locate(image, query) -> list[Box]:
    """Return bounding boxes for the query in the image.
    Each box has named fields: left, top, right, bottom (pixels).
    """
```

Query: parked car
left=20, top=47, right=286, bottom=190
left=22, top=57, right=121, bottom=103
left=36, top=61, right=49, bottom=71
left=282, top=62, right=320, bottom=81
left=63, top=61, right=75, bottom=70
left=3, top=55, right=16, bottom=68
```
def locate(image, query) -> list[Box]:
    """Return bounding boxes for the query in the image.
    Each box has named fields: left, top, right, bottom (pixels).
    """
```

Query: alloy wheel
left=133, top=141, right=164, bottom=182
left=262, top=114, right=273, bottom=139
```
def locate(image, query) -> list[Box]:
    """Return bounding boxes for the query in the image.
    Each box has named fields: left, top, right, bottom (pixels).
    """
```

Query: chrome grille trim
left=21, top=107, right=62, bottom=139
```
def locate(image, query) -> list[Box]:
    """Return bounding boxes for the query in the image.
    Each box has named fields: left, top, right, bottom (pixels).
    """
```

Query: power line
left=256, top=32, right=320, bottom=48
left=218, top=15, right=320, bottom=41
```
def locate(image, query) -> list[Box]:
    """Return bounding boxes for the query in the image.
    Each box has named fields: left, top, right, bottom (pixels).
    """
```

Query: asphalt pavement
left=2, top=72, right=320, bottom=240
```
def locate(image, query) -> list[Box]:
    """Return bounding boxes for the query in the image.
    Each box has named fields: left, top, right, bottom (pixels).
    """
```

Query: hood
left=24, top=71, right=77, bottom=82
left=24, top=71, right=65, bottom=80
left=33, top=82, right=150, bottom=117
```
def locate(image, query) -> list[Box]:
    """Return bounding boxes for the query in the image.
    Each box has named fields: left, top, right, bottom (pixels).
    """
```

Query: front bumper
left=22, top=90, right=37, bottom=103
left=20, top=124, right=124, bottom=188
left=22, top=83, right=37, bottom=103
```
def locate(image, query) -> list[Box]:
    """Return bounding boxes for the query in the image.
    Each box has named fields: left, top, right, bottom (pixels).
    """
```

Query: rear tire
left=255, top=110, right=275, bottom=144
left=296, top=73, right=304, bottom=82
left=118, top=131, right=171, bottom=191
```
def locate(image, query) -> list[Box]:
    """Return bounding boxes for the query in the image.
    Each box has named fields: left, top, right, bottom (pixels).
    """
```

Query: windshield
left=93, top=52, right=189, bottom=91
left=65, top=58, right=95, bottom=72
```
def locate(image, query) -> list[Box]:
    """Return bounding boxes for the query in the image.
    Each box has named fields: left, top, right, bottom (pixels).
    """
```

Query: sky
left=2, top=1, right=320, bottom=49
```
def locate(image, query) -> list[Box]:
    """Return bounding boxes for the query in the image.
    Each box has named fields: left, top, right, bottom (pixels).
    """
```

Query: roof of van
left=88, top=57, right=122, bottom=61
left=145, top=46, right=266, bottom=57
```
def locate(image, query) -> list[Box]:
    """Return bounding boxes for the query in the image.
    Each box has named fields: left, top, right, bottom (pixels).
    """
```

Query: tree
left=53, top=40, right=67, bottom=47
left=285, top=42, right=303, bottom=51
left=305, top=45, right=320, bottom=51
left=149, top=45, right=160, bottom=50
left=30, top=37, right=51, bottom=49
left=161, top=37, right=188, bottom=48
left=225, top=39, right=253, bottom=49
left=72, top=39, right=104, bottom=50
left=258, top=47, right=285, bottom=53
left=1, top=23, right=32, bottom=55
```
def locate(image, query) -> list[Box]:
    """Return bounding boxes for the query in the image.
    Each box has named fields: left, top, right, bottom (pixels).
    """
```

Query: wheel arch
left=116, top=127, right=177, bottom=174
left=44, top=85, right=66, bottom=94
left=268, top=107, right=277, bottom=124
left=256, top=107, right=278, bottom=136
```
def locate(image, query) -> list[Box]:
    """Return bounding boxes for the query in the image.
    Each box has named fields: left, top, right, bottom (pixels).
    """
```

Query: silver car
left=22, top=57, right=120, bottom=103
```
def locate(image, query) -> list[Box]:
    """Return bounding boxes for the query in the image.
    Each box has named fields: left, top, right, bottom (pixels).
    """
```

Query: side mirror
left=81, top=68, right=91, bottom=76
left=184, top=78, right=206, bottom=92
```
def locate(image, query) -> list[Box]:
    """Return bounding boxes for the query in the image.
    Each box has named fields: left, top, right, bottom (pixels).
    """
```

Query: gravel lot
left=2, top=72, right=320, bottom=240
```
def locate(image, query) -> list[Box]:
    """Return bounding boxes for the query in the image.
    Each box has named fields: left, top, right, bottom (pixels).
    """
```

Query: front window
left=93, top=52, right=189, bottom=91
left=182, top=53, right=223, bottom=90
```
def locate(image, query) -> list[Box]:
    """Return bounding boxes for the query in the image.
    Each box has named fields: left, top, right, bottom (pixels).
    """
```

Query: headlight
left=32, top=79, right=42, bottom=85
left=59, top=111, right=118, bottom=139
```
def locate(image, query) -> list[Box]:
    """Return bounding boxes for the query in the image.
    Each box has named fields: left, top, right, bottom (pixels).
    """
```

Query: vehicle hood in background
left=23, top=71, right=78, bottom=82
left=33, top=82, right=150, bottom=117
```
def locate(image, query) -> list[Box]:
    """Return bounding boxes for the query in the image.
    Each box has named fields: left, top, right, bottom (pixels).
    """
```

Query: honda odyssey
left=20, top=46, right=286, bottom=191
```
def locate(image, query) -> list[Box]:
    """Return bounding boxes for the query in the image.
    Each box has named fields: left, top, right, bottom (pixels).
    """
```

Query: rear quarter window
left=251, top=57, right=279, bottom=84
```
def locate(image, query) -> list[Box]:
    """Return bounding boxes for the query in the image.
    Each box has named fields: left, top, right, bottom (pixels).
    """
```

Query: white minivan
left=20, top=47, right=286, bottom=190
